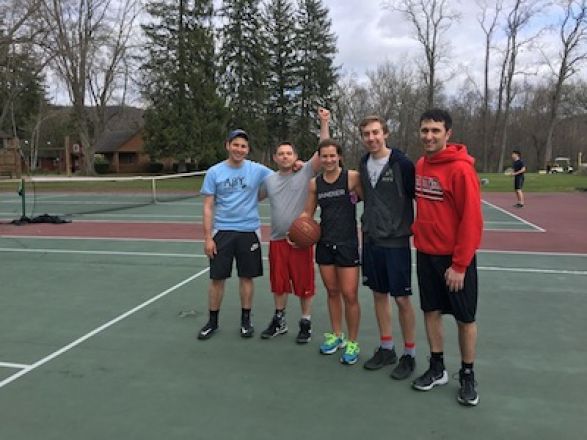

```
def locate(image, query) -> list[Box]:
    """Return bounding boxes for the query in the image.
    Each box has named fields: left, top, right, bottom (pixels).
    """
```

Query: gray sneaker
left=296, top=318, right=312, bottom=344
left=457, top=369, right=479, bottom=406
left=390, top=354, right=416, bottom=380
left=260, top=315, right=287, bottom=339
left=412, top=358, right=448, bottom=391
left=363, top=347, right=397, bottom=370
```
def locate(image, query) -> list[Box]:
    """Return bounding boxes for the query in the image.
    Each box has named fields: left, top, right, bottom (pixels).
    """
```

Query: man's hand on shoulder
left=292, top=159, right=304, bottom=172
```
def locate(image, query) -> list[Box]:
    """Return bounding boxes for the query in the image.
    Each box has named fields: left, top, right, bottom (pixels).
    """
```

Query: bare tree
left=37, top=0, right=141, bottom=174
left=0, top=0, right=47, bottom=132
left=0, top=0, right=42, bottom=46
left=494, top=0, right=543, bottom=172
left=385, top=0, right=460, bottom=108
left=541, top=0, right=587, bottom=169
left=477, top=0, right=502, bottom=172
left=366, top=61, right=425, bottom=157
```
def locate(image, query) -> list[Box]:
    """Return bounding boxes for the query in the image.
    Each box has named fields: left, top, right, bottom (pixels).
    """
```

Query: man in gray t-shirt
left=258, top=108, right=329, bottom=343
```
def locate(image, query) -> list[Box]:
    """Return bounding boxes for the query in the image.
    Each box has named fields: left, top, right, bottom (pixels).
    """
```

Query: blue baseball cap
left=227, top=129, right=249, bottom=142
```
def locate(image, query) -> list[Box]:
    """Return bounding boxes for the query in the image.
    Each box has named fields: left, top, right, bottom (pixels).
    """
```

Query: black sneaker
left=260, top=315, right=288, bottom=339
left=240, top=320, right=254, bottom=338
left=412, top=358, right=448, bottom=391
left=197, top=321, right=218, bottom=340
left=363, top=347, right=397, bottom=370
left=457, top=369, right=479, bottom=407
left=390, top=354, right=416, bottom=380
left=296, top=318, right=312, bottom=344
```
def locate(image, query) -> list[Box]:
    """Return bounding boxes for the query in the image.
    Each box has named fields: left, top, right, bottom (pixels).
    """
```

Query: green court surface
left=0, top=194, right=542, bottom=232
left=1, top=236, right=586, bottom=439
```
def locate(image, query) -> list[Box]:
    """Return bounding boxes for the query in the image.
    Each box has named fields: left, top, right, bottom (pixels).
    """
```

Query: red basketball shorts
left=269, top=239, right=315, bottom=297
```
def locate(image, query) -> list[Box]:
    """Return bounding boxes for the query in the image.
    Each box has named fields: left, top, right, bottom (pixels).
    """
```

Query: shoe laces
left=322, top=332, right=339, bottom=345
left=345, top=341, right=359, bottom=355
left=453, top=371, right=478, bottom=387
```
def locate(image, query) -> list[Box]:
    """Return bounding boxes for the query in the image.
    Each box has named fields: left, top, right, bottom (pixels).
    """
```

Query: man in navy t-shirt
left=511, top=150, right=526, bottom=208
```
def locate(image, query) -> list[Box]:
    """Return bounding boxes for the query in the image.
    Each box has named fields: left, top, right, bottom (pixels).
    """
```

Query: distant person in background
left=198, top=129, right=273, bottom=340
left=511, top=150, right=526, bottom=208
left=258, top=108, right=329, bottom=343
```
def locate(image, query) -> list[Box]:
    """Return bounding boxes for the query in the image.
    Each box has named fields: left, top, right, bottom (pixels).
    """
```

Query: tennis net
left=0, top=171, right=205, bottom=221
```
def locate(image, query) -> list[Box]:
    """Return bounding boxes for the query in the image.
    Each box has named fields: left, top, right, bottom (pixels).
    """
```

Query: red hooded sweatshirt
left=412, top=144, right=483, bottom=273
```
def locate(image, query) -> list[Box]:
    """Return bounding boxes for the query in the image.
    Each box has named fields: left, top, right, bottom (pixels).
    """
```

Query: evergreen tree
left=0, top=38, right=46, bottom=137
left=263, top=0, right=298, bottom=148
left=294, top=0, right=338, bottom=157
left=141, top=0, right=227, bottom=169
left=218, top=0, right=269, bottom=160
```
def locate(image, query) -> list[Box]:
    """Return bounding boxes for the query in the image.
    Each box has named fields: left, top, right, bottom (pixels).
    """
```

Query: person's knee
left=394, top=295, right=413, bottom=310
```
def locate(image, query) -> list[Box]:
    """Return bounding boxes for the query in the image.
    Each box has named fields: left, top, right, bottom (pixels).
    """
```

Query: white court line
left=478, top=266, right=587, bottom=276
left=0, top=247, right=205, bottom=258
left=483, top=228, right=543, bottom=233
left=477, top=249, right=587, bottom=257
left=482, top=199, right=546, bottom=232
left=0, top=268, right=209, bottom=390
left=0, top=246, right=272, bottom=261
left=0, top=362, right=31, bottom=369
left=0, top=246, right=585, bottom=273
left=0, top=235, right=204, bottom=243
left=0, top=238, right=585, bottom=257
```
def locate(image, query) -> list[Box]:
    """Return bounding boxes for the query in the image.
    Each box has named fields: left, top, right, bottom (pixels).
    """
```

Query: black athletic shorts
left=416, top=251, right=478, bottom=323
left=209, top=231, right=263, bottom=280
left=514, top=174, right=524, bottom=190
left=362, top=243, right=412, bottom=296
left=315, top=241, right=360, bottom=267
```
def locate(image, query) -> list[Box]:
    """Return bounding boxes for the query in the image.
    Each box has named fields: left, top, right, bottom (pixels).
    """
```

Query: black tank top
left=316, top=169, right=358, bottom=245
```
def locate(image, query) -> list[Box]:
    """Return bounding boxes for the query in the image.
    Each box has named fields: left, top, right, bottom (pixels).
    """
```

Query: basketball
left=288, top=217, right=321, bottom=248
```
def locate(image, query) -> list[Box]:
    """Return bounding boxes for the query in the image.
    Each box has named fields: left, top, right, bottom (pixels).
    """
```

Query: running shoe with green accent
left=319, top=332, right=346, bottom=354
left=340, top=340, right=360, bottom=365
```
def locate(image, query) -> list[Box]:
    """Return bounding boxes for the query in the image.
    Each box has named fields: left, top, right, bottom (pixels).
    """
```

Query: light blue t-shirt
left=200, top=160, right=273, bottom=232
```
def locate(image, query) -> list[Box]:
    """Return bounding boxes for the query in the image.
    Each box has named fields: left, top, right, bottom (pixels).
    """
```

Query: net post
left=18, top=178, right=26, bottom=219
left=151, top=177, right=157, bottom=203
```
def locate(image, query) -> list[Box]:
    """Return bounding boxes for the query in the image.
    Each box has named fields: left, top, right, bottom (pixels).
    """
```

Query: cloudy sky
left=321, top=0, right=566, bottom=92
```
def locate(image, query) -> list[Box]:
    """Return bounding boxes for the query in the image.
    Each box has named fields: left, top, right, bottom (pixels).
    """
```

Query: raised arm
left=319, top=107, right=331, bottom=141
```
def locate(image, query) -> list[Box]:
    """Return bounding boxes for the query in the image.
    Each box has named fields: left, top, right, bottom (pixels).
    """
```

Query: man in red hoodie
left=411, top=109, right=483, bottom=407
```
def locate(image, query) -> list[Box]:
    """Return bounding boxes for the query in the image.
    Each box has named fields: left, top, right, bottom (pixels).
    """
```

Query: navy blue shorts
left=361, top=243, right=412, bottom=296
left=514, top=174, right=524, bottom=190
left=416, top=252, right=478, bottom=323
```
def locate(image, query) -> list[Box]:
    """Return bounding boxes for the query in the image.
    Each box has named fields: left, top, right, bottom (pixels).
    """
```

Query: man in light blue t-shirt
left=197, top=129, right=273, bottom=340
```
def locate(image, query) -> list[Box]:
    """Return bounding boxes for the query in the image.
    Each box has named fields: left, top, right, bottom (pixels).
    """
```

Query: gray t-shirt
left=366, top=153, right=389, bottom=187
left=264, top=161, right=315, bottom=240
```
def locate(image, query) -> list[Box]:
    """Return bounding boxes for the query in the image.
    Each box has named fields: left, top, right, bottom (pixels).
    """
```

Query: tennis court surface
left=0, top=189, right=586, bottom=439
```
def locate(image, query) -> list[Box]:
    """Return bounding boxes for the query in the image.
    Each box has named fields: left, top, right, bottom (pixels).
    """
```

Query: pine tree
left=218, top=0, right=269, bottom=160
left=0, top=37, right=46, bottom=136
left=141, top=0, right=227, bottom=169
left=263, top=0, right=299, bottom=148
left=294, top=0, right=338, bottom=157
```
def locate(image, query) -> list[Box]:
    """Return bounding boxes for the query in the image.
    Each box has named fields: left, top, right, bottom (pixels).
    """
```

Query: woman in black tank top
left=299, top=138, right=364, bottom=365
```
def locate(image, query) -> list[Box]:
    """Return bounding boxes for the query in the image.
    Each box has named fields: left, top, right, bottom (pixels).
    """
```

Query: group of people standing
left=197, top=108, right=483, bottom=407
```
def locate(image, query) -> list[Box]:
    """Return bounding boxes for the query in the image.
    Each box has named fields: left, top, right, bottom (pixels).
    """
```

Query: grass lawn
left=479, top=173, right=587, bottom=192
left=1, top=172, right=585, bottom=194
